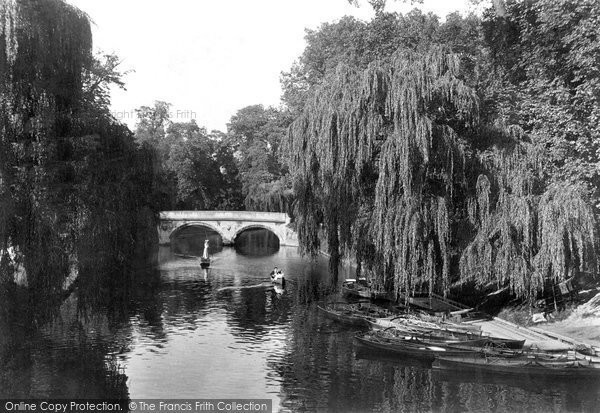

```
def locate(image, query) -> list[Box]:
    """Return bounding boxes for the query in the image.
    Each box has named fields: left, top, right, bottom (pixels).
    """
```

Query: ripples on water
left=1, top=227, right=600, bottom=412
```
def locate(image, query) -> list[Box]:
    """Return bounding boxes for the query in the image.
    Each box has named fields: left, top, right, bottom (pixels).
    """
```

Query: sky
left=68, top=0, right=475, bottom=132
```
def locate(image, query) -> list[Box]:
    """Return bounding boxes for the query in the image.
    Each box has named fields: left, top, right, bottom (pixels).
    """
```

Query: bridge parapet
left=159, top=210, right=289, bottom=224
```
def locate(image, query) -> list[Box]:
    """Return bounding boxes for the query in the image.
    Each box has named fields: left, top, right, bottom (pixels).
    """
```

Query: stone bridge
left=157, top=211, right=298, bottom=246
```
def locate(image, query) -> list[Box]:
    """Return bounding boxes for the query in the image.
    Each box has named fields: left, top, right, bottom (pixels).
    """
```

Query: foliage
left=134, top=104, right=244, bottom=211
left=281, top=10, right=482, bottom=115
left=461, top=145, right=596, bottom=297
left=287, top=1, right=599, bottom=299
left=226, top=104, right=293, bottom=212
left=0, top=0, right=155, bottom=308
left=289, top=46, right=477, bottom=290
left=482, top=0, right=600, bottom=210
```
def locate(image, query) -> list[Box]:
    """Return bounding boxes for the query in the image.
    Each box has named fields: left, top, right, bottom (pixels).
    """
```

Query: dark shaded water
left=1, top=227, right=600, bottom=412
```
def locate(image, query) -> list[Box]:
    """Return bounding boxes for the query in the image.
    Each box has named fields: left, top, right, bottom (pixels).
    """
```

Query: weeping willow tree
left=1, top=0, right=156, bottom=317
left=461, top=141, right=597, bottom=299
left=288, top=46, right=478, bottom=295
left=288, top=45, right=598, bottom=301
left=0, top=0, right=92, bottom=291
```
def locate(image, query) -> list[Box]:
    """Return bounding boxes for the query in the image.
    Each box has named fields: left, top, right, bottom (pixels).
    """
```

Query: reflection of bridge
left=157, top=211, right=298, bottom=246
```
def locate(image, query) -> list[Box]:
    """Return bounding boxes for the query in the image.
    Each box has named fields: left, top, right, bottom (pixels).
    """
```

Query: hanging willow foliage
left=289, top=43, right=598, bottom=300
left=288, top=46, right=478, bottom=293
left=0, top=0, right=92, bottom=291
left=460, top=142, right=597, bottom=299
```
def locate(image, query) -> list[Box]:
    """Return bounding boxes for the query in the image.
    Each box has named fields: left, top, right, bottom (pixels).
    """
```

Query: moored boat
left=318, top=302, right=394, bottom=328
left=341, top=279, right=371, bottom=299
left=354, top=330, right=482, bottom=361
left=372, top=314, right=483, bottom=335
left=432, top=353, right=600, bottom=378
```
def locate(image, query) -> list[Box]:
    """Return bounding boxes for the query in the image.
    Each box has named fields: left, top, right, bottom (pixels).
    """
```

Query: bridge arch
left=232, top=224, right=282, bottom=245
left=169, top=221, right=226, bottom=243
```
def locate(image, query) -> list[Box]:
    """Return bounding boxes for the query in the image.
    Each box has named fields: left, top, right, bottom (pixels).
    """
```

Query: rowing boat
left=341, top=279, right=371, bottom=299
left=372, top=314, right=482, bottom=335
left=317, top=302, right=394, bottom=328
left=354, top=330, right=482, bottom=361
left=433, top=353, right=600, bottom=378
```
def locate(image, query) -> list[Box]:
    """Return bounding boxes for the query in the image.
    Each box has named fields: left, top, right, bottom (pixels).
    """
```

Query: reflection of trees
left=294, top=267, right=335, bottom=305
left=431, top=370, right=600, bottom=412
left=267, top=303, right=425, bottom=412
left=0, top=292, right=129, bottom=398
left=131, top=267, right=215, bottom=342
left=224, top=287, right=292, bottom=338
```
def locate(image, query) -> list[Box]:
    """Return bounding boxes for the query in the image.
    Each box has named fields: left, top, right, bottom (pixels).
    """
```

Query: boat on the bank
left=341, top=279, right=371, bottom=299
left=354, top=330, right=481, bottom=361
left=408, top=330, right=525, bottom=350
left=398, top=292, right=473, bottom=315
left=372, top=313, right=482, bottom=335
left=317, top=302, right=395, bottom=328
left=432, top=353, right=600, bottom=378
left=341, top=279, right=394, bottom=301
left=199, top=239, right=211, bottom=268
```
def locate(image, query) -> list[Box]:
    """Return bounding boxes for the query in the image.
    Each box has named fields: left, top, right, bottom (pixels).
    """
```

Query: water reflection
left=235, top=228, right=280, bottom=257
left=0, top=292, right=130, bottom=398
left=3, top=228, right=600, bottom=412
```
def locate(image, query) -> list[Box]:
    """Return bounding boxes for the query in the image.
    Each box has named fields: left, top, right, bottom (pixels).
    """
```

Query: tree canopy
left=286, top=0, right=598, bottom=299
left=226, top=104, right=293, bottom=212
left=134, top=102, right=244, bottom=211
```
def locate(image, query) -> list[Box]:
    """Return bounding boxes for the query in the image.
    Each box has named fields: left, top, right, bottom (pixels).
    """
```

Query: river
left=1, top=227, right=599, bottom=412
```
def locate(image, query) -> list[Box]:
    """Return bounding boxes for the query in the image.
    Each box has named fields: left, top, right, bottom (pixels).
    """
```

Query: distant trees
left=226, top=105, right=293, bottom=212
left=133, top=102, right=293, bottom=214
left=134, top=102, right=244, bottom=211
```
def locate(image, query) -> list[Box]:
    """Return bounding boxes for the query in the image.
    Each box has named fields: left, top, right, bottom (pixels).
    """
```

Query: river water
left=1, top=227, right=599, bottom=412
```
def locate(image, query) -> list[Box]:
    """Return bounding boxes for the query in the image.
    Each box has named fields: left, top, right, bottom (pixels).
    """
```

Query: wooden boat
left=373, top=314, right=482, bottom=335
left=402, top=292, right=468, bottom=312
left=199, top=257, right=210, bottom=268
left=341, top=279, right=371, bottom=299
left=405, top=330, right=525, bottom=350
left=354, top=330, right=482, bottom=361
left=366, top=326, right=523, bottom=349
left=375, top=317, right=524, bottom=349
left=341, top=279, right=395, bottom=301
left=433, top=353, right=600, bottom=378
left=317, top=302, right=393, bottom=328
left=199, top=240, right=211, bottom=268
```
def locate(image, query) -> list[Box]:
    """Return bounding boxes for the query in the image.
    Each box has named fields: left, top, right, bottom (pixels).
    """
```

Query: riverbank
left=535, top=292, right=600, bottom=347
left=494, top=291, right=600, bottom=348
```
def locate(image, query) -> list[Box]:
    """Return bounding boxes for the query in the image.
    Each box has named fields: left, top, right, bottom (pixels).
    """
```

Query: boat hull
left=318, top=305, right=371, bottom=328
left=354, top=334, right=481, bottom=361
left=433, top=356, right=600, bottom=378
